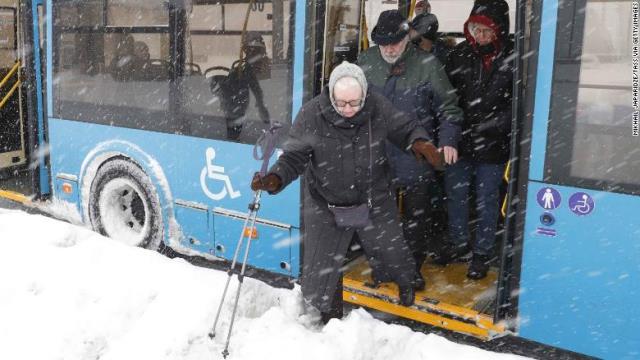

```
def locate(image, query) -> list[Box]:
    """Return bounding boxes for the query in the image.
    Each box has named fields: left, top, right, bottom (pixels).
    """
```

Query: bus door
left=0, top=4, right=27, bottom=174
left=324, top=0, right=515, bottom=339
left=516, top=1, right=639, bottom=358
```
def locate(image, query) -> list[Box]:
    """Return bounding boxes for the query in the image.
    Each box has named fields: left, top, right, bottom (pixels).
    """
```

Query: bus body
left=2, top=0, right=638, bottom=358
left=515, top=1, right=639, bottom=357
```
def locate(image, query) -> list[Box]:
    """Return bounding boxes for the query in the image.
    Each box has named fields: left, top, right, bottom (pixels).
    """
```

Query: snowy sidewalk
left=0, top=210, right=529, bottom=360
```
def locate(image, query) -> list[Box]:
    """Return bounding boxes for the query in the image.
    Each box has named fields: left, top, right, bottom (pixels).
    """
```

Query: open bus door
left=0, top=4, right=27, bottom=175
left=0, top=0, right=49, bottom=202
left=313, top=0, right=516, bottom=339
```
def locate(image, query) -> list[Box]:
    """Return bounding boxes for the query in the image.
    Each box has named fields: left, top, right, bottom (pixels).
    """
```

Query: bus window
left=52, top=0, right=172, bottom=131
left=107, top=0, right=169, bottom=27
left=545, top=0, right=639, bottom=194
left=180, top=0, right=293, bottom=144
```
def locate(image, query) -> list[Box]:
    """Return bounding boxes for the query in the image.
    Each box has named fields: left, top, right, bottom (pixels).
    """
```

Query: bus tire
left=88, top=158, right=163, bottom=250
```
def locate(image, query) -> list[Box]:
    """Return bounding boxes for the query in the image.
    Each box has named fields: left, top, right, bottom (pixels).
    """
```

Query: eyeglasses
left=335, top=99, right=363, bottom=108
left=472, top=27, right=495, bottom=36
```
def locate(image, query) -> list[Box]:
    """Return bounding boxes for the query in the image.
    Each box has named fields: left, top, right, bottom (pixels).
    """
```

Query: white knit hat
left=328, top=61, right=368, bottom=111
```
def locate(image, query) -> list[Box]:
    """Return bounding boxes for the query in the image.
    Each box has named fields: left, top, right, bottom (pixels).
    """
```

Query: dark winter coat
left=358, top=44, right=463, bottom=186
left=427, top=38, right=453, bottom=67
left=445, top=0, right=513, bottom=164
left=268, top=90, right=426, bottom=311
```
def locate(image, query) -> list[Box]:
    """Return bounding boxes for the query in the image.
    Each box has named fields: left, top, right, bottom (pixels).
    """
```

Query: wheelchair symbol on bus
left=568, top=192, right=594, bottom=216
left=200, top=147, right=241, bottom=201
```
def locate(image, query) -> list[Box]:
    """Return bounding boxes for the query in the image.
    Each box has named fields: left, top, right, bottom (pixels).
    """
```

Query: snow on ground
left=0, top=209, right=530, bottom=360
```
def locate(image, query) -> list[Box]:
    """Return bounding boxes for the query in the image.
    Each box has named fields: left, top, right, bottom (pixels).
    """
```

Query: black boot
left=365, top=277, right=383, bottom=289
left=366, top=268, right=392, bottom=289
left=320, top=308, right=344, bottom=325
left=467, top=254, right=491, bottom=280
left=398, top=286, right=415, bottom=306
left=432, top=243, right=469, bottom=266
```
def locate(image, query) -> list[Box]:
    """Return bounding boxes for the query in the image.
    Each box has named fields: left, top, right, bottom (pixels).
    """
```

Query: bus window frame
left=544, top=0, right=639, bottom=196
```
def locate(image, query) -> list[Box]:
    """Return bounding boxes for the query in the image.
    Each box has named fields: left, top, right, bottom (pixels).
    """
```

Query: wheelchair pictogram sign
left=569, top=192, right=595, bottom=216
left=200, top=147, right=241, bottom=201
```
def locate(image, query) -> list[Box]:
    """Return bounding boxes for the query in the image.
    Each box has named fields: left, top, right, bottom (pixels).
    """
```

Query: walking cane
left=208, top=122, right=282, bottom=359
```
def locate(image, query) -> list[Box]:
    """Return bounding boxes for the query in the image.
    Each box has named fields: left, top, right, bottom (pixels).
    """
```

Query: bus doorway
left=317, top=0, right=518, bottom=338
left=0, top=0, right=40, bottom=202
left=0, top=3, right=26, bottom=175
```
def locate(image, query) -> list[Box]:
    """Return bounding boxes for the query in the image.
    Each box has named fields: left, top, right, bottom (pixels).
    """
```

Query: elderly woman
left=251, top=61, right=443, bottom=323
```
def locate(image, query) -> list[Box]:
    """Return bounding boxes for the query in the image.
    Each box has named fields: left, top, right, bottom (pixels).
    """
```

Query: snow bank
left=0, top=210, right=529, bottom=360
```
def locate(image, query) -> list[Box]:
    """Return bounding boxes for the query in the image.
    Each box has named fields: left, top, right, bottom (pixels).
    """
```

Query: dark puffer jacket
left=445, top=0, right=514, bottom=164
left=358, top=44, right=462, bottom=186
left=267, top=90, right=428, bottom=311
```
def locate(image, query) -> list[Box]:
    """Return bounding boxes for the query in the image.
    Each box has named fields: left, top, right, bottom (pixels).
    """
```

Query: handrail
left=0, top=60, right=21, bottom=111
left=0, top=80, right=20, bottom=109
left=500, top=160, right=511, bottom=217
left=0, top=60, right=20, bottom=90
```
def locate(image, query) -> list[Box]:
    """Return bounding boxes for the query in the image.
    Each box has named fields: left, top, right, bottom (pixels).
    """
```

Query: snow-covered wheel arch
left=88, top=158, right=163, bottom=249
left=78, top=141, right=178, bottom=249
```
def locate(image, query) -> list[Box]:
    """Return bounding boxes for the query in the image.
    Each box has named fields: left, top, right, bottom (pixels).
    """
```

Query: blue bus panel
left=519, top=183, right=640, bottom=359
left=48, top=118, right=301, bottom=277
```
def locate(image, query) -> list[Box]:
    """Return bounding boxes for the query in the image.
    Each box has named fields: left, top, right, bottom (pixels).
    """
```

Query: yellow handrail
left=408, top=0, right=417, bottom=18
left=0, top=60, right=21, bottom=111
left=500, top=160, right=511, bottom=217
left=0, top=79, right=21, bottom=109
left=0, top=60, right=20, bottom=90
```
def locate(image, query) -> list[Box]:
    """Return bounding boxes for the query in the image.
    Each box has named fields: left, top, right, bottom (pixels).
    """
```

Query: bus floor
left=342, top=255, right=505, bottom=339
left=0, top=167, right=35, bottom=203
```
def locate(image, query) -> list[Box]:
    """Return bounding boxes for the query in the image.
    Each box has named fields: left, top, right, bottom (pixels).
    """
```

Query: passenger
left=250, top=61, right=444, bottom=323
left=211, top=32, right=270, bottom=140
left=109, top=35, right=136, bottom=81
left=413, top=0, right=431, bottom=16
left=357, top=10, right=462, bottom=283
left=133, top=41, right=150, bottom=69
left=242, top=32, right=271, bottom=125
left=409, top=13, right=453, bottom=67
left=438, top=0, right=514, bottom=280
left=132, top=41, right=154, bottom=80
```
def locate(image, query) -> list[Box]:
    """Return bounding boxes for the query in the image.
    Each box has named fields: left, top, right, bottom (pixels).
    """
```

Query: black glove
left=250, top=172, right=282, bottom=192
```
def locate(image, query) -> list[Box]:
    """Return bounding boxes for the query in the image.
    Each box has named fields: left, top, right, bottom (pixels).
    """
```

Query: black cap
left=411, top=13, right=439, bottom=41
left=371, top=10, right=410, bottom=46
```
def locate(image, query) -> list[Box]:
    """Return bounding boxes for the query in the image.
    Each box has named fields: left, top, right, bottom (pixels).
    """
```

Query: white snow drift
left=0, top=209, right=529, bottom=360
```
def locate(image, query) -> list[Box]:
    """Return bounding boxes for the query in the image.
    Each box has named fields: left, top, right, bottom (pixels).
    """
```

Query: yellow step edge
left=0, top=189, right=31, bottom=204
left=343, top=277, right=505, bottom=340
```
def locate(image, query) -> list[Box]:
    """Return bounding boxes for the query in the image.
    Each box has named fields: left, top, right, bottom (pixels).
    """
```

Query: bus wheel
left=88, top=158, right=163, bottom=250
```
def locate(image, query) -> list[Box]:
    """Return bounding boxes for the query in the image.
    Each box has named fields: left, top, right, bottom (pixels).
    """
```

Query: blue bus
left=0, top=0, right=638, bottom=358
